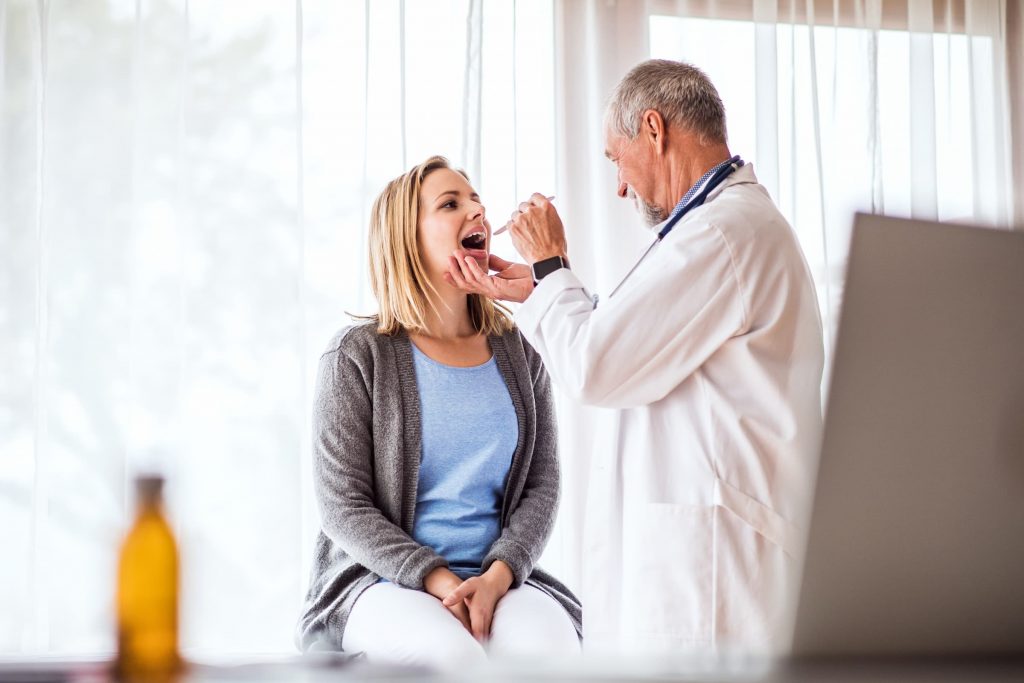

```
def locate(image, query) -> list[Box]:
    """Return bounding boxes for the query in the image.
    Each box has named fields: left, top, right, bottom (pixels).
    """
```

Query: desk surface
left=3, top=656, right=1024, bottom=683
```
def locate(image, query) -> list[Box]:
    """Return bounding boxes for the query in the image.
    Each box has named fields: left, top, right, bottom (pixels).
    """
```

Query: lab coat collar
left=705, top=161, right=758, bottom=203
left=646, top=162, right=760, bottom=235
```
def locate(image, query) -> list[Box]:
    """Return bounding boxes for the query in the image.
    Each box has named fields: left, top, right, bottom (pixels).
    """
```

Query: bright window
left=650, top=13, right=1003, bottom=343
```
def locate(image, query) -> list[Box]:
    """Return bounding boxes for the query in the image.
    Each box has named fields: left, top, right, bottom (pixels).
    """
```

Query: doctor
left=446, top=59, right=824, bottom=654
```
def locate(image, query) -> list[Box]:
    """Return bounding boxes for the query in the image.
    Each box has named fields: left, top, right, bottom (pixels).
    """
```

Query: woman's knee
left=343, top=583, right=488, bottom=667
left=373, top=624, right=486, bottom=667
left=490, top=620, right=580, bottom=657
left=488, top=586, right=581, bottom=657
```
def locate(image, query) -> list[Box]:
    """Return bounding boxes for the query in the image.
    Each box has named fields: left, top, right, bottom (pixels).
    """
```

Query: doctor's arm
left=516, top=226, right=746, bottom=409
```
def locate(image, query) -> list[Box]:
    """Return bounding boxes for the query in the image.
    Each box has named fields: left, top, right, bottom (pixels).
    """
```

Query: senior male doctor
left=446, top=59, right=824, bottom=655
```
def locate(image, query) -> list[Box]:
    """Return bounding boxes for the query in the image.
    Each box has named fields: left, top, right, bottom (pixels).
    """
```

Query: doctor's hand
left=441, top=561, right=514, bottom=642
left=424, top=566, right=473, bottom=633
left=508, top=193, right=568, bottom=265
left=445, top=252, right=534, bottom=303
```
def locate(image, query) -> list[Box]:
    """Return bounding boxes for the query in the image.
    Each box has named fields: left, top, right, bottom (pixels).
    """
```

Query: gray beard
left=627, top=187, right=666, bottom=228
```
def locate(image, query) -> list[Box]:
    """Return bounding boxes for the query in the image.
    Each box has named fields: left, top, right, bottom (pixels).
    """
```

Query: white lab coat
left=514, top=164, right=824, bottom=655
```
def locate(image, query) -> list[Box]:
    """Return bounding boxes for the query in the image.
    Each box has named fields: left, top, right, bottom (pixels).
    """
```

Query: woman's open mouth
left=460, top=231, right=486, bottom=251
left=459, top=231, right=488, bottom=265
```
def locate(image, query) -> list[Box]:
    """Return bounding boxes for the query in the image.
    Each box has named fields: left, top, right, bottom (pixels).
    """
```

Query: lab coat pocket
left=712, top=478, right=798, bottom=649
left=623, top=503, right=714, bottom=642
left=713, top=478, right=799, bottom=559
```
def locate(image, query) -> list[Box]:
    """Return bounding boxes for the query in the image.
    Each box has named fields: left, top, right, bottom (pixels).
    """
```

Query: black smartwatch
left=531, top=255, right=569, bottom=285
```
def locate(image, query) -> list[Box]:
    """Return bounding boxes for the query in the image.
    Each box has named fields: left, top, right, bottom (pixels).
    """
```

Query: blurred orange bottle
left=115, top=475, right=182, bottom=680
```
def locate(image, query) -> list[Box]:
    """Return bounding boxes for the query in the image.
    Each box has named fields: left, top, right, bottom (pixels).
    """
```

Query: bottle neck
left=135, top=496, right=164, bottom=518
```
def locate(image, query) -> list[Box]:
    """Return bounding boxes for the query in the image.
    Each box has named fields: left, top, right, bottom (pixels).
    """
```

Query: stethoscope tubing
left=607, top=156, right=744, bottom=300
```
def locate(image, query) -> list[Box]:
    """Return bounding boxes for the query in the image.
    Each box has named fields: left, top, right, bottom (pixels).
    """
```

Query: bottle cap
left=135, top=475, right=164, bottom=505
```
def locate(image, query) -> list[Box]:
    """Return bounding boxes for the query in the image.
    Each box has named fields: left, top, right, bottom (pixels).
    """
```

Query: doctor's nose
left=617, top=182, right=629, bottom=199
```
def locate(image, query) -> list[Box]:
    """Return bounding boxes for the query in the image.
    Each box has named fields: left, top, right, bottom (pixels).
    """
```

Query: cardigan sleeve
left=312, top=343, right=448, bottom=589
left=481, top=338, right=560, bottom=587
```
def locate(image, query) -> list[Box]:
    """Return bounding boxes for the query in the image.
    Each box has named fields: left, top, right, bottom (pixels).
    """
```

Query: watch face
left=532, top=256, right=565, bottom=281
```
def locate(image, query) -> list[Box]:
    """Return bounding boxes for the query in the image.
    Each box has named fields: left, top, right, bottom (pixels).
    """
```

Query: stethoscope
left=606, top=155, right=744, bottom=300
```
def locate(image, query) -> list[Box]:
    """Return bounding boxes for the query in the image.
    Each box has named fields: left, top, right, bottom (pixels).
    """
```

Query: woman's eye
left=442, top=200, right=457, bottom=209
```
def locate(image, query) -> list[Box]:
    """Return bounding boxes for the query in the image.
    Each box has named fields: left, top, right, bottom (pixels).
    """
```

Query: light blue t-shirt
left=410, top=343, right=519, bottom=579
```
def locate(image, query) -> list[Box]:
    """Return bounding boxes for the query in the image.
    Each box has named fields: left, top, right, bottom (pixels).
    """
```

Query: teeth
left=461, top=231, right=486, bottom=249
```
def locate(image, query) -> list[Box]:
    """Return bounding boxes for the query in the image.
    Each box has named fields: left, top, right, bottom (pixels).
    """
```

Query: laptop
left=791, top=213, right=1024, bottom=657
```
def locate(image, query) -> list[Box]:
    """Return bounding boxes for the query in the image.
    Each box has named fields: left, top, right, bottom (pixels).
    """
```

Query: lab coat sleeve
left=514, top=224, right=747, bottom=409
left=481, top=346, right=560, bottom=587
left=312, top=347, right=448, bottom=589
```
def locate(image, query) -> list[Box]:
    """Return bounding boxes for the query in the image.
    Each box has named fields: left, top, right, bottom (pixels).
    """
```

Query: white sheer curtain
left=0, top=0, right=555, bottom=657
left=547, top=0, right=1017, bottom=611
left=553, top=0, right=1015, bottom=342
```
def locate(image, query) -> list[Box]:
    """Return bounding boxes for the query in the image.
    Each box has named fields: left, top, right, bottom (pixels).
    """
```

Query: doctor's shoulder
left=697, top=186, right=795, bottom=251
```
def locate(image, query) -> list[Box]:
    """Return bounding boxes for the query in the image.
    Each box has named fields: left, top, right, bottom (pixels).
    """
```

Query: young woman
left=295, top=156, right=581, bottom=667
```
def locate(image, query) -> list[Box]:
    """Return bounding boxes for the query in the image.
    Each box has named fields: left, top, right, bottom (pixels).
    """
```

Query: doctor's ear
left=641, top=109, right=667, bottom=154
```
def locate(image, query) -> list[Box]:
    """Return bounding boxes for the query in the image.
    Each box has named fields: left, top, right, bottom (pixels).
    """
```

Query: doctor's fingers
left=445, top=255, right=479, bottom=293
left=509, top=206, right=545, bottom=234
left=505, top=206, right=537, bottom=230
left=510, top=207, right=568, bottom=251
left=448, top=253, right=498, bottom=297
left=459, top=255, right=502, bottom=296
left=488, top=253, right=522, bottom=273
left=517, top=193, right=551, bottom=213
left=446, top=255, right=479, bottom=288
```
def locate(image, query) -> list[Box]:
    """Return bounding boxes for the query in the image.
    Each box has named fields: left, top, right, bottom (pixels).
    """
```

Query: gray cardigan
left=295, top=322, right=582, bottom=651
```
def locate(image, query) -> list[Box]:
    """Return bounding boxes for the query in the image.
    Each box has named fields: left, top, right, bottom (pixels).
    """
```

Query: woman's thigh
left=343, top=582, right=486, bottom=668
left=488, top=584, right=581, bottom=658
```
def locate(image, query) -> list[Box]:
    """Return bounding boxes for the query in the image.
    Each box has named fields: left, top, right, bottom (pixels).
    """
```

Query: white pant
left=342, top=582, right=580, bottom=668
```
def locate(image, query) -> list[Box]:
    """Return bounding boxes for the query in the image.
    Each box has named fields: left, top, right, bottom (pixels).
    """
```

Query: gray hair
left=605, top=59, right=727, bottom=145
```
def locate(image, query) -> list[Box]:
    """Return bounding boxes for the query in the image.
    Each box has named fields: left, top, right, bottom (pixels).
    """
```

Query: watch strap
left=531, top=255, right=569, bottom=285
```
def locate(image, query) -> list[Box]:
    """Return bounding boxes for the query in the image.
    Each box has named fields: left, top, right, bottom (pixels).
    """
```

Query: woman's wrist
left=482, top=560, right=514, bottom=593
left=423, top=566, right=461, bottom=600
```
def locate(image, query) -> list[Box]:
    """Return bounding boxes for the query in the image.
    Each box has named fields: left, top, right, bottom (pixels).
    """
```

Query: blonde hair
left=364, top=155, right=514, bottom=336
